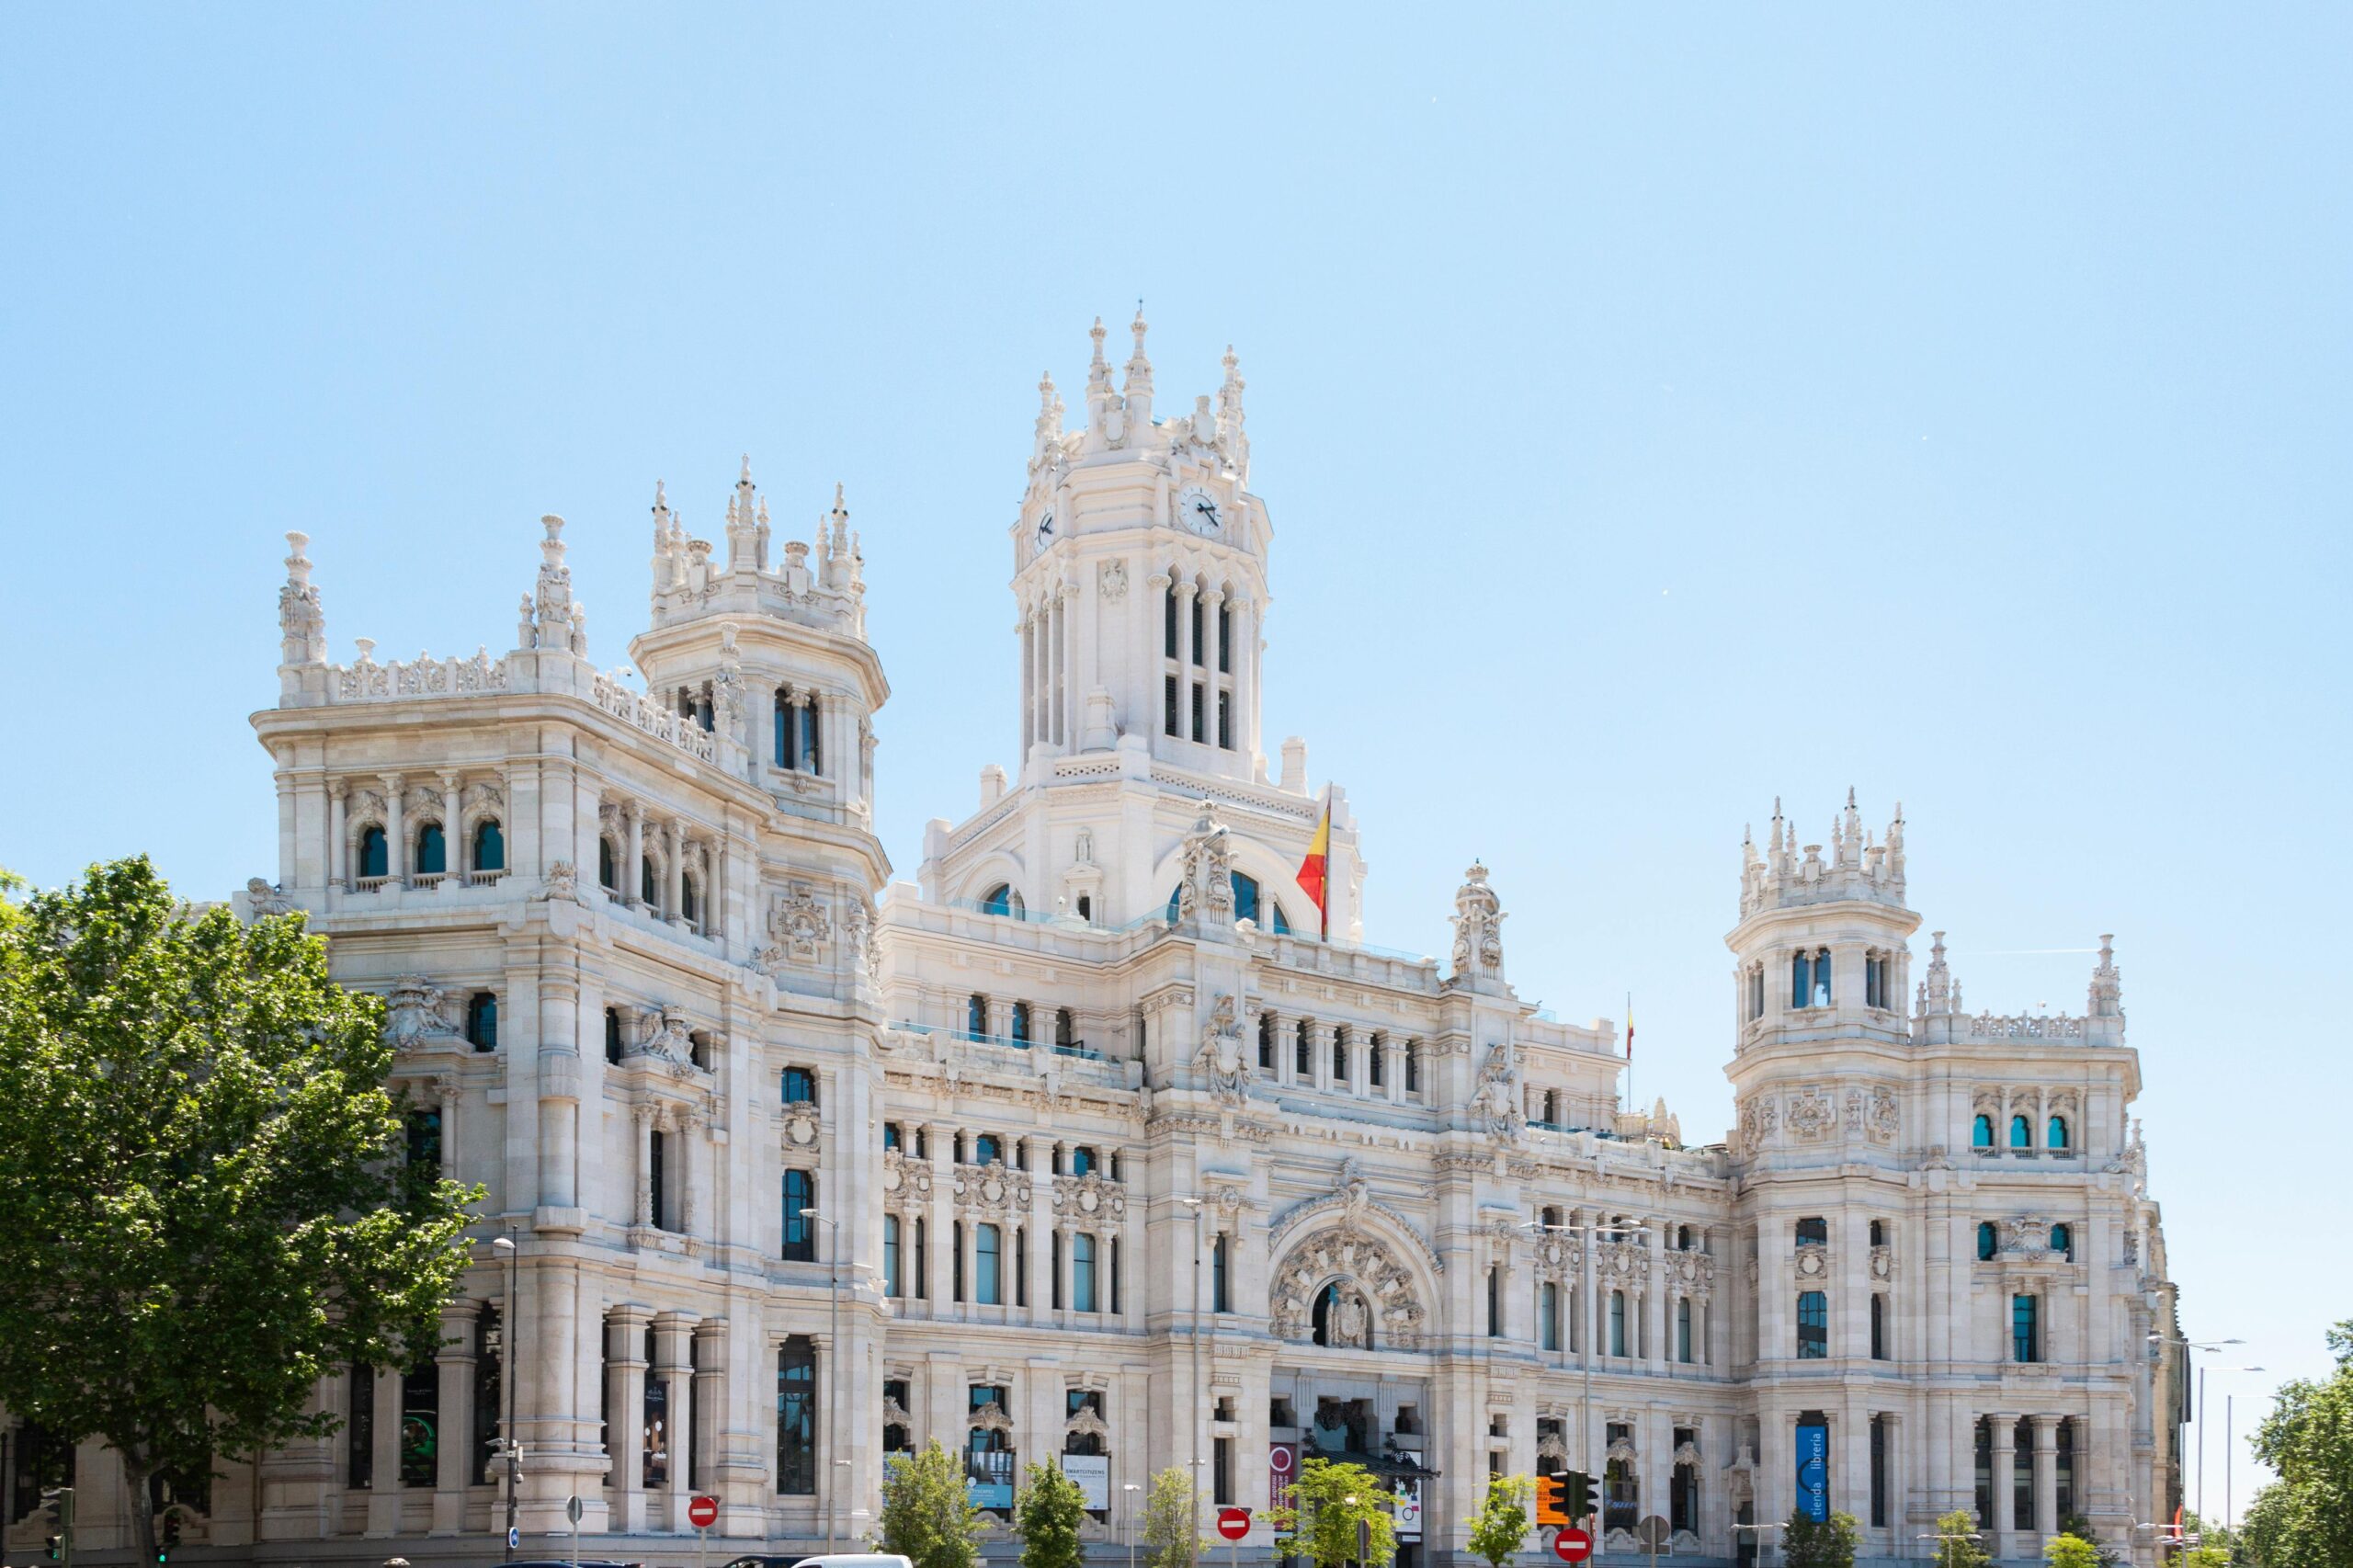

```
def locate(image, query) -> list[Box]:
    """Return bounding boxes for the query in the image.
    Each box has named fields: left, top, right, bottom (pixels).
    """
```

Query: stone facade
left=1, top=320, right=2185, bottom=1566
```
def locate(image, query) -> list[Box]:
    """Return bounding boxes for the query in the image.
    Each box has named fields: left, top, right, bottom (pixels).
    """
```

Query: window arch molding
left=1144, top=834, right=1308, bottom=933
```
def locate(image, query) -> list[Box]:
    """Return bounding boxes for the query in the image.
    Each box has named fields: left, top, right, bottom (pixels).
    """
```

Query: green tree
left=1927, top=1509, right=1993, bottom=1568
left=1782, top=1509, right=1859, bottom=1568
left=1267, top=1457, right=1396, bottom=1568
left=1141, top=1465, right=1209, bottom=1568
left=2240, top=1319, right=2353, bottom=1568
left=2044, top=1534, right=2103, bottom=1568
left=1465, top=1473, right=1532, bottom=1568
left=0, top=857, right=478, bottom=1565
left=1014, top=1458, right=1088, bottom=1568
left=879, top=1439, right=985, bottom=1568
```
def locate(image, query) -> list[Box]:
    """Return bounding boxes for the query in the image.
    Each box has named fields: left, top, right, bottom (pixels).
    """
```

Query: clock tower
left=1009, top=311, right=1268, bottom=787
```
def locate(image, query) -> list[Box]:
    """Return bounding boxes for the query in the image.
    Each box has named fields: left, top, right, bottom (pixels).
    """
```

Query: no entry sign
left=1218, top=1507, right=1252, bottom=1541
left=688, top=1494, right=720, bottom=1528
left=1552, top=1527, right=1593, bottom=1562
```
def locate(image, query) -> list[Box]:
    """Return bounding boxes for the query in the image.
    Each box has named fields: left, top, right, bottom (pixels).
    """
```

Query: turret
left=1728, top=790, right=1920, bottom=1051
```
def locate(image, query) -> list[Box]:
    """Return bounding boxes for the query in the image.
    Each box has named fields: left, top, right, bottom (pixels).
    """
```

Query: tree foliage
left=1465, top=1472, right=1532, bottom=1568
left=1141, top=1465, right=1208, bottom=1568
left=0, top=857, right=478, bottom=1562
left=879, top=1439, right=985, bottom=1568
left=1014, top=1458, right=1088, bottom=1568
left=2043, top=1534, right=2102, bottom=1568
left=2242, top=1319, right=2353, bottom=1567
left=1782, top=1509, right=1859, bottom=1568
left=1267, top=1457, right=1396, bottom=1568
left=1927, top=1509, right=1993, bottom=1568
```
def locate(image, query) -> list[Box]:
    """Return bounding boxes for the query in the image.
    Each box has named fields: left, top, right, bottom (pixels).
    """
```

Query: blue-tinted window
left=465, top=992, right=497, bottom=1051
left=1231, top=871, right=1259, bottom=926
left=2050, top=1223, right=2072, bottom=1259
left=1797, top=1290, right=1828, bottom=1358
left=1972, top=1114, right=1995, bottom=1149
left=359, top=825, right=389, bottom=880
left=472, top=820, right=505, bottom=871
left=1795, top=1217, right=1828, bottom=1246
left=415, top=823, right=447, bottom=876
left=2010, top=1115, right=2032, bottom=1150
left=1977, top=1221, right=1998, bottom=1261
left=782, top=1170, right=815, bottom=1262
left=967, top=994, right=987, bottom=1039
left=1271, top=903, right=1290, bottom=935
left=776, top=1337, right=816, bottom=1494
left=2047, top=1116, right=2070, bottom=1151
left=782, top=1067, right=816, bottom=1106
left=982, top=883, right=1014, bottom=916
left=1677, top=1297, right=1693, bottom=1363
left=2012, top=1294, right=2040, bottom=1363
left=1072, top=1233, right=1097, bottom=1312
left=883, top=1214, right=902, bottom=1298
left=975, top=1223, right=1002, bottom=1305
left=974, top=1132, right=1002, bottom=1166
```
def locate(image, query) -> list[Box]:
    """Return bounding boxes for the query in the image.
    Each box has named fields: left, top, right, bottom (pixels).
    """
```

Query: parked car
left=722, top=1555, right=914, bottom=1568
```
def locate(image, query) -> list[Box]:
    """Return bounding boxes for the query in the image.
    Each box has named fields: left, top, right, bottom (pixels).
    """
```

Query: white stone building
left=2, top=318, right=2187, bottom=1566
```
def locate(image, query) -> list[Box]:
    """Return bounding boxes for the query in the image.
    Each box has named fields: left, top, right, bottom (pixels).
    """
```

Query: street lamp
left=803, top=1209, right=847, bottom=1554
left=1180, top=1196, right=1208, bottom=1533
left=492, top=1233, right=521, bottom=1562
left=2149, top=1334, right=2251, bottom=1525
left=1525, top=1215, right=1651, bottom=1506
left=1123, top=1481, right=1142, bottom=1568
left=2221, top=1373, right=2266, bottom=1538
left=1915, top=1527, right=1979, bottom=1568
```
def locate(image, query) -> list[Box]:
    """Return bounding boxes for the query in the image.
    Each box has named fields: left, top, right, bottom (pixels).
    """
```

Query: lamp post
left=803, top=1210, right=847, bottom=1554
left=493, top=1233, right=521, bottom=1562
left=1526, top=1214, right=1650, bottom=1523
left=1181, top=1196, right=1207, bottom=1537
left=1123, top=1481, right=1142, bottom=1568
left=2148, top=1333, right=2247, bottom=1525
left=1915, top=1527, right=1978, bottom=1568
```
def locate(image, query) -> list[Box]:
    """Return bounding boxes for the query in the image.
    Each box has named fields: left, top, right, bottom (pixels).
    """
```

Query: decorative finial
left=834, top=482, right=847, bottom=512
left=739, top=454, right=753, bottom=486
left=654, top=479, right=666, bottom=509
left=1089, top=316, right=1108, bottom=367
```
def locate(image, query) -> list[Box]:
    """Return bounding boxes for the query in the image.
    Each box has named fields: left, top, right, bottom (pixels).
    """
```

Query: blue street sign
left=507, top=1526, right=520, bottom=1550
left=1795, top=1423, right=1829, bottom=1522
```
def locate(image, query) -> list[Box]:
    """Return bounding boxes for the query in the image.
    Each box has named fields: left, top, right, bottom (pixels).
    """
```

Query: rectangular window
left=1016, top=1226, right=1029, bottom=1308
left=951, top=1221, right=964, bottom=1301
left=776, top=1336, right=816, bottom=1494
left=1870, top=1415, right=1888, bottom=1528
left=405, top=1108, right=442, bottom=1176
left=400, top=1358, right=438, bottom=1486
left=347, top=1364, right=374, bottom=1489
left=782, top=1170, right=815, bottom=1261
left=1677, top=1297, right=1693, bottom=1363
left=1073, top=1233, right=1097, bottom=1312
left=1404, top=1044, right=1419, bottom=1096
left=2012, top=1295, right=2040, bottom=1363
left=1297, top=1024, right=1313, bottom=1078
left=1670, top=1428, right=1698, bottom=1532
left=1218, top=689, right=1232, bottom=749
left=648, top=1130, right=667, bottom=1231
left=782, top=1067, right=817, bottom=1105
left=1110, top=1235, right=1122, bottom=1315
left=883, top=1214, right=903, bottom=1298
left=1797, top=1290, right=1829, bottom=1358
left=1609, top=1291, right=1628, bottom=1358
left=1974, top=1419, right=1994, bottom=1527
left=1165, top=589, right=1178, bottom=658
left=1870, top=1293, right=1888, bottom=1360
left=1217, top=604, right=1232, bottom=673
left=1213, top=1436, right=1233, bottom=1506
left=915, top=1217, right=928, bottom=1300
left=1211, top=1233, right=1231, bottom=1313
left=1540, top=1282, right=1560, bottom=1351
left=1486, top=1267, right=1503, bottom=1336
left=1370, top=1039, right=1385, bottom=1088
left=1165, top=674, right=1179, bottom=737
left=1190, top=595, right=1204, bottom=666
left=1191, top=681, right=1205, bottom=743
left=976, top=1223, right=1002, bottom=1305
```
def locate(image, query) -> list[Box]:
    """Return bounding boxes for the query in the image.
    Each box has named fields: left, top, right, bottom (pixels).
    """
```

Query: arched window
left=598, top=836, right=618, bottom=891
left=782, top=1170, right=816, bottom=1261
left=1311, top=1283, right=1370, bottom=1350
left=641, top=857, right=658, bottom=906
left=1270, top=903, right=1290, bottom=935
left=981, top=883, right=1022, bottom=917
left=1796, top=1290, right=1828, bottom=1358
left=1608, top=1290, right=1628, bottom=1358
left=776, top=1336, right=816, bottom=1494
left=2009, top=1115, right=2032, bottom=1151
left=1977, top=1221, right=1998, bottom=1261
left=465, top=992, right=498, bottom=1051
left=415, top=823, right=447, bottom=877
left=472, top=820, right=505, bottom=872
left=974, top=1223, right=1002, bottom=1305
left=1972, top=1114, right=1995, bottom=1149
left=1231, top=871, right=1260, bottom=926
left=358, top=824, right=389, bottom=881
left=967, top=994, right=988, bottom=1040
left=1677, top=1224, right=1694, bottom=1251
left=1869, top=1219, right=1886, bottom=1247
left=1747, top=965, right=1765, bottom=1021
left=2050, top=1223, right=2073, bottom=1260
left=2047, top=1116, right=2070, bottom=1151
left=1812, top=948, right=1832, bottom=1006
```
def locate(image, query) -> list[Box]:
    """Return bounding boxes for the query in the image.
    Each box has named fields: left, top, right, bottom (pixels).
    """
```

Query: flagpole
left=1624, top=991, right=1633, bottom=1129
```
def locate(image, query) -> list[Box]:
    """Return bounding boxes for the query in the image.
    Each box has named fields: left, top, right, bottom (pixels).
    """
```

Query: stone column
left=1645, top=1240, right=1668, bottom=1373
left=330, top=781, right=349, bottom=890
left=2031, top=1415, right=2059, bottom=1543
left=367, top=1363, right=404, bottom=1535
left=654, top=1315, right=696, bottom=1530
left=1028, top=1142, right=1055, bottom=1324
left=692, top=1321, right=727, bottom=1497
left=633, top=1106, right=655, bottom=1229
left=959, top=1210, right=979, bottom=1308
left=432, top=1303, right=477, bottom=1532
left=625, top=804, right=645, bottom=906
left=1310, top=1022, right=1333, bottom=1093
left=608, top=1309, right=650, bottom=1533
left=381, top=773, right=405, bottom=885
left=1990, top=1415, right=2018, bottom=1559
left=1384, top=1038, right=1404, bottom=1104
left=665, top=820, right=684, bottom=922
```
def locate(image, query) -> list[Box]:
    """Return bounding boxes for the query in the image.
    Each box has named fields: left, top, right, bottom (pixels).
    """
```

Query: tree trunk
left=120, top=1456, right=156, bottom=1566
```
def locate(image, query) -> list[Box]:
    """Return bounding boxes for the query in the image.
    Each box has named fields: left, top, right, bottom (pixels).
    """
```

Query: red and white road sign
left=1218, top=1507, right=1252, bottom=1541
left=1552, top=1527, right=1593, bottom=1563
left=688, top=1494, right=720, bottom=1528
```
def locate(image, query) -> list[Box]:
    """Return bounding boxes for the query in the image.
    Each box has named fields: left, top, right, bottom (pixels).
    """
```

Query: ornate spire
left=727, top=456, right=766, bottom=574
left=1922, top=931, right=1952, bottom=1015
left=1216, top=343, right=1249, bottom=473
left=2087, top=934, right=2123, bottom=1018
left=277, top=531, right=324, bottom=665
left=1086, top=316, right=1109, bottom=389
left=1121, top=305, right=1154, bottom=427
left=1449, top=860, right=1508, bottom=988
left=1033, top=370, right=1063, bottom=461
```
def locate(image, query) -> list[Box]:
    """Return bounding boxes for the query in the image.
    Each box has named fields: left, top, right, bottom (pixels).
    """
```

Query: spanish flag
left=1296, top=790, right=1333, bottom=938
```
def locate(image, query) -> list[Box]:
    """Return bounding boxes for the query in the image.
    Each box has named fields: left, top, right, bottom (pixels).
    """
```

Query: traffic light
left=158, top=1507, right=183, bottom=1563
left=45, top=1537, right=62, bottom=1562
left=1561, top=1470, right=1595, bottom=1523
left=40, top=1485, right=74, bottom=1566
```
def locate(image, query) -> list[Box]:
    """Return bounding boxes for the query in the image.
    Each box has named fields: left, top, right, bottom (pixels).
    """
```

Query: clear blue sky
left=4, top=4, right=2345, bottom=1514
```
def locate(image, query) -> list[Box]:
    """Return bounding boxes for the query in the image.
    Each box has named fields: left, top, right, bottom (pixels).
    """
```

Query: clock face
left=1177, top=485, right=1222, bottom=536
left=1034, top=512, right=1054, bottom=548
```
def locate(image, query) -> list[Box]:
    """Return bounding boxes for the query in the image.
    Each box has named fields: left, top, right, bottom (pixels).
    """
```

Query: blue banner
left=1794, top=1423, right=1829, bottom=1522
